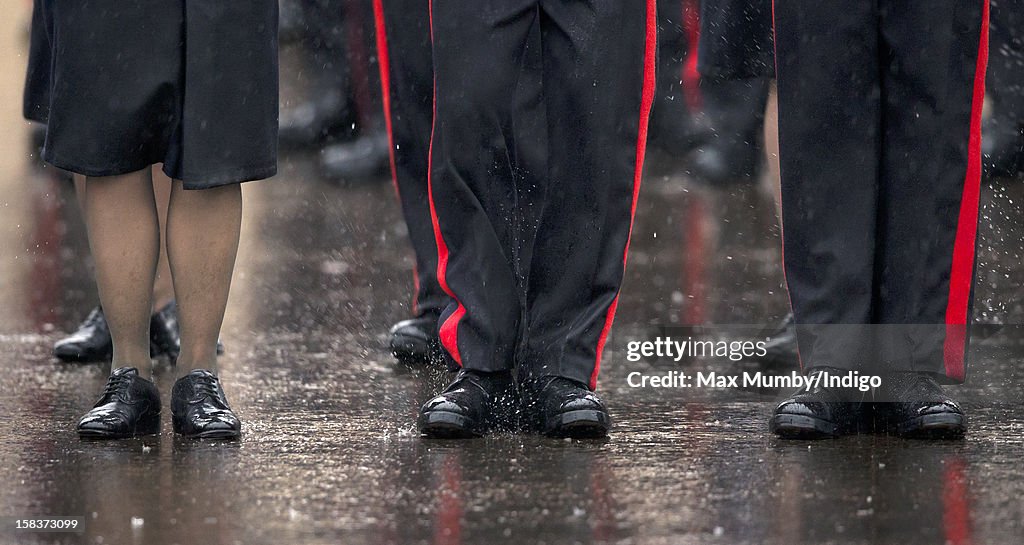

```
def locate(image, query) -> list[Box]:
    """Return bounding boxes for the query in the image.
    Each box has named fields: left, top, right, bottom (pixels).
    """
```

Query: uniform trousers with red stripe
left=428, top=0, right=657, bottom=388
left=374, top=0, right=544, bottom=319
left=773, top=0, right=989, bottom=382
left=373, top=0, right=448, bottom=317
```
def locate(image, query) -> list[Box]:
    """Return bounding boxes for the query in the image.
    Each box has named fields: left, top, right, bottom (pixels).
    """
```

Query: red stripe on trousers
left=943, top=0, right=989, bottom=381
left=591, top=0, right=659, bottom=390
left=426, top=0, right=465, bottom=366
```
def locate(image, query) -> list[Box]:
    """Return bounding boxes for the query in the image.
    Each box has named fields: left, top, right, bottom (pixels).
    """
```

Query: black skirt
left=39, top=1, right=279, bottom=188
left=23, top=0, right=52, bottom=124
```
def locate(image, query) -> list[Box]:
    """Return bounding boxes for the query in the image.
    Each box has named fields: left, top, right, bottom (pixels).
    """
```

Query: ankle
left=111, top=348, right=152, bottom=368
left=175, top=360, right=218, bottom=379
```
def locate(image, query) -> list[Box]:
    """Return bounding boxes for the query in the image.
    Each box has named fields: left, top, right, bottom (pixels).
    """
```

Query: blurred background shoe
left=319, top=131, right=390, bottom=182
left=389, top=312, right=444, bottom=366
left=53, top=306, right=112, bottom=363
left=982, top=113, right=1024, bottom=180
left=54, top=302, right=223, bottom=363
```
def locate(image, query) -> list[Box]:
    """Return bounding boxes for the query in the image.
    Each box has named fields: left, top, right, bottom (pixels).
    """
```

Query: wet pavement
left=3, top=6, right=1024, bottom=545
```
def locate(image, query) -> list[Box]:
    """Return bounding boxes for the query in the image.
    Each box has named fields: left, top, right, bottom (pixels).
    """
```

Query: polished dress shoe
left=687, top=138, right=761, bottom=185
left=78, top=367, right=161, bottom=439
left=279, top=87, right=350, bottom=147
left=150, top=302, right=181, bottom=360
left=981, top=114, right=1024, bottom=179
left=418, top=370, right=517, bottom=438
left=54, top=307, right=113, bottom=363
left=874, top=373, right=966, bottom=439
left=55, top=303, right=223, bottom=364
left=319, top=132, right=390, bottom=181
left=522, top=376, right=611, bottom=439
left=150, top=301, right=225, bottom=361
left=389, top=314, right=443, bottom=366
left=277, top=0, right=307, bottom=44
left=769, top=368, right=867, bottom=439
left=171, top=370, right=242, bottom=439
left=684, top=78, right=770, bottom=185
left=754, top=313, right=799, bottom=371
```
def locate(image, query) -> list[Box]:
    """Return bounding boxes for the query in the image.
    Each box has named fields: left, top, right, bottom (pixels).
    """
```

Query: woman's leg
left=84, top=169, right=160, bottom=366
left=152, top=169, right=175, bottom=310
left=165, top=181, right=241, bottom=376
left=56, top=169, right=178, bottom=363
left=80, top=169, right=173, bottom=311
left=74, top=174, right=86, bottom=211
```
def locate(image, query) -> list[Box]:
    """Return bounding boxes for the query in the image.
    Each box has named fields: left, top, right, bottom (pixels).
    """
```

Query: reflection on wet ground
left=3, top=146, right=1024, bottom=544
left=3, top=11, right=1024, bottom=545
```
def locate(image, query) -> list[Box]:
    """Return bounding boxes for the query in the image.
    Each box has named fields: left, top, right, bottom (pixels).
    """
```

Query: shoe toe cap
left=54, top=340, right=87, bottom=356
left=917, top=400, right=964, bottom=416
left=78, top=411, right=128, bottom=435
left=558, top=391, right=606, bottom=412
left=774, top=399, right=825, bottom=418
left=390, top=320, right=433, bottom=341
left=196, top=410, right=241, bottom=430
left=421, top=395, right=467, bottom=415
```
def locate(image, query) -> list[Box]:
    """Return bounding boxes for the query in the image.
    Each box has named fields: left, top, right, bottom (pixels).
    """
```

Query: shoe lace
left=100, top=372, right=132, bottom=401
left=192, top=374, right=223, bottom=402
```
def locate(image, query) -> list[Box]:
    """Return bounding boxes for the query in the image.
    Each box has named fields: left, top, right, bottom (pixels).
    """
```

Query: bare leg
left=83, top=169, right=159, bottom=367
left=166, top=181, right=242, bottom=376
left=73, top=174, right=86, bottom=212
left=152, top=168, right=174, bottom=310
left=77, top=169, right=173, bottom=311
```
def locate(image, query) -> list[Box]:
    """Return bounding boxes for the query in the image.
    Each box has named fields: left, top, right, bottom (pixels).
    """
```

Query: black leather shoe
left=280, top=91, right=350, bottom=147
left=753, top=313, right=799, bottom=371
left=687, top=139, right=761, bottom=185
left=523, top=377, right=611, bottom=439
left=319, top=132, right=390, bottom=181
left=684, top=78, right=769, bottom=185
left=78, top=367, right=161, bottom=439
left=171, top=370, right=241, bottom=439
left=874, top=373, right=966, bottom=439
left=418, top=370, right=517, bottom=438
left=769, top=368, right=867, bottom=439
left=54, top=307, right=113, bottom=363
left=150, top=302, right=181, bottom=360
left=54, top=303, right=223, bottom=364
left=982, top=114, right=1024, bottom=179
left=150, top=301, right=225, bottom=361
left=389, top=314, right=443, bottom=366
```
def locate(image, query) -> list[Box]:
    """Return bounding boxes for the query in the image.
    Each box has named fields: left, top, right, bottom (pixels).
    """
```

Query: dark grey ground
left=2, top=147, right=1024, bottom=545
left=2, top=10, right=1024, bottom=545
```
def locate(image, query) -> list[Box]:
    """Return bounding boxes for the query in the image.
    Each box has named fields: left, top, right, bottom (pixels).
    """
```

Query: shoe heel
left=135, top=410, right=162, bottom=437
left=171, top=412, right=186, bottom=435
left=418, top=410, right=482, bottom=439
left=544, top=409, right=611, bottom=439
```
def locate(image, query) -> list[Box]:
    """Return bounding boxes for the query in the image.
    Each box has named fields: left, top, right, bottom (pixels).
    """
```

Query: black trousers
left=373, top=0, right=544, bottom=317
left=774, top=0, right=989, bottom=381
left=697, top=0, right=774, bottom=81
left=373, top=0, right=448, bottom=316
left=24, top=0, right=53, bottom=124
left=428, top=0, right=657, bottom=387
